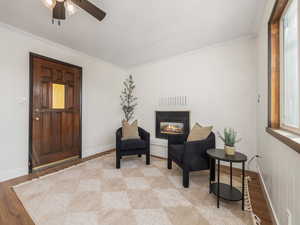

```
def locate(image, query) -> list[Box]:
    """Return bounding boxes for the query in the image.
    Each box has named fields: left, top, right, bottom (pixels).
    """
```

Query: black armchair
left=167, top=132, right=216, bottom=188
left=116, top=127, right=150, bottom=169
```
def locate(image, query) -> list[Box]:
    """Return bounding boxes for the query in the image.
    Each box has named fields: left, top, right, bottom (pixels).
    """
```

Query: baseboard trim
left=82, top=144, right=115, bottom=158
left=0, top=167, right=28, bottom=183
left=256, top=163, right=280, bottom=225
left=151, top=154, right=167, bottom=160
left=83, top=149, right=115, bottom=161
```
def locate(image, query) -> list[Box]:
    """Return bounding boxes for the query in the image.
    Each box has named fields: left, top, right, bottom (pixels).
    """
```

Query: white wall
left=256, top=1, right=300, bottom=225
left=2, top=7, right=298, bottom=223
left=130, top=37, right=258, bottom=170
left=0, top=23, right=126, bottom=181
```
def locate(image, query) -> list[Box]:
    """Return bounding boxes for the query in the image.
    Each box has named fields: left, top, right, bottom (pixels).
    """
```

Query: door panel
left=41, top=112, right=52, bottom=155
left=30, top=54, right=82, bottom=170
left=66, top=85, right=75, bottom=109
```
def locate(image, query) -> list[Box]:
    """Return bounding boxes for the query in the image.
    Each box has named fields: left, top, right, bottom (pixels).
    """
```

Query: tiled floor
left=13, top=154, right=254, bottom=225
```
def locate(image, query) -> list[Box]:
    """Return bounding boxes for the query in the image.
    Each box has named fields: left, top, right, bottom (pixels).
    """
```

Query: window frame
left=279, top=0, right=300, bottom=134
left=267, top=0, right=300, bottom=154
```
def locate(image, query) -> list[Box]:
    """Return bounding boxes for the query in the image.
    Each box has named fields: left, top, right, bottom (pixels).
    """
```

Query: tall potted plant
left=218, top=128, right=241, bottom=155
left=120, top=75, right=138, bottom=122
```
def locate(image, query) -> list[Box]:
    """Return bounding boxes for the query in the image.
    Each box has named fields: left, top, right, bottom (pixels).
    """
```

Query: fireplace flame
left=161, top=123, right=183, bottom=134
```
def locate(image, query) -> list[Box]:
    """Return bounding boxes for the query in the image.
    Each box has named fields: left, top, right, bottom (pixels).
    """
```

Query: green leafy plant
left=218, top=128, right=241, bottom=147
left=120, top=75, right=138, bottom=122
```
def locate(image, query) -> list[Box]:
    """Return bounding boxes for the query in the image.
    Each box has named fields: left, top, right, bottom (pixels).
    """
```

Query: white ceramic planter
left=224, top=145, right=236, bottom=155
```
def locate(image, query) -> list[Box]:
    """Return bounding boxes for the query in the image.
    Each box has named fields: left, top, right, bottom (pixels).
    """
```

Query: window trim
left=279, top=0, right=300, bottom=134
left=266, top=127, right=300, bottom=154
left=268, top=0, right=300, bottom=153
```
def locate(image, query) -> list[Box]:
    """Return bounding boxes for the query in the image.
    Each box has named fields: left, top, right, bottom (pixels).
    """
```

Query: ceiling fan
left=41, top=0, right=106, bottom=25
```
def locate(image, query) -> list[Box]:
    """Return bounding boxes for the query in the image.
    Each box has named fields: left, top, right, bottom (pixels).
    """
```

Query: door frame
left=29, top=52, right=83, bottom=173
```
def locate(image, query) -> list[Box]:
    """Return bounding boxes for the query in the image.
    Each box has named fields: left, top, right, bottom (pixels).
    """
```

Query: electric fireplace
left=156, top=111, right=190, bottom=139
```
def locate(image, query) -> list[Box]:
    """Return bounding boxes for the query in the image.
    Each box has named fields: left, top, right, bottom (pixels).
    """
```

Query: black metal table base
left=210, top=183, right=242, bottom=201
left=209, top=157, right=245, bottom=210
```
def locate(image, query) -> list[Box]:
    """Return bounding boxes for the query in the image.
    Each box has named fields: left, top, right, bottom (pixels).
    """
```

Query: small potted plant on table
left=218, top=128, right=241, bottom=155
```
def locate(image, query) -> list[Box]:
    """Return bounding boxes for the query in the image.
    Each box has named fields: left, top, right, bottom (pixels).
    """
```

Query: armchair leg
left=116, top=155, right=121, bottom=169
left=146, top=152, right=150, bottom=165
left=167, top=158, right=172, bottom=169
left=138, top=154, right=142, bottom=158
left=183, top=169, right=189, bottom=188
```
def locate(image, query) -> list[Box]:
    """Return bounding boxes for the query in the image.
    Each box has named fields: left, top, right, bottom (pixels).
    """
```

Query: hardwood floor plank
left=0, top=183, right=35, bottom=225
left=248, top=174, right=273, bottom=225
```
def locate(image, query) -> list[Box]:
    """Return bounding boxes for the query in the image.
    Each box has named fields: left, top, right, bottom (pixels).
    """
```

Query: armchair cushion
left=122, top=120, right=140, bottom=140
left=169, top=144, right=185, bottom=163
left=121, top=139, right=146, bottom=150
left=187, top=123, right=213, bottom=142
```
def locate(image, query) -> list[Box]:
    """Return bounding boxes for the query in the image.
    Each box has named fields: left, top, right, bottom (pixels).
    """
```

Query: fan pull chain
left=52, top=19, right=62, bottom=26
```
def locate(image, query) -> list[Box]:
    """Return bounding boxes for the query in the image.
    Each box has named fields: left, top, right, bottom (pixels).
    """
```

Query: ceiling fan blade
left=71, top=0, right=106, bottom=22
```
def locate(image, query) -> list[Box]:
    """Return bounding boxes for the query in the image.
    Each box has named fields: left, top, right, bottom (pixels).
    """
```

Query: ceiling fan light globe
left=65, top=0, right=78, bottom=16
left=42, top=0, right=56, bottom=9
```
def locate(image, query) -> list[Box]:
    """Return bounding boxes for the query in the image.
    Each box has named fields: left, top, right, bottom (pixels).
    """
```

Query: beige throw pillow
left=122, top=120, right=140, bottom=140
left=187, top=123, right=212, bottom=142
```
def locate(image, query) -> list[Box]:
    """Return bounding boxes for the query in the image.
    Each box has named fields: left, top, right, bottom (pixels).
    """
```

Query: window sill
left=266, top=127, right=300, bottom=154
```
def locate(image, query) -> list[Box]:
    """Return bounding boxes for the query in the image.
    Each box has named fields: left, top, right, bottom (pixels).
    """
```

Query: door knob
left=35, top=117, right=40, bottom=121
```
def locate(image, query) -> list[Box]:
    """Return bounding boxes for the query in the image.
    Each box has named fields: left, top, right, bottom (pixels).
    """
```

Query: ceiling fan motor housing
left=53, top=1, right=66, bottom=20
left=43, top=0, right=106, bottom=25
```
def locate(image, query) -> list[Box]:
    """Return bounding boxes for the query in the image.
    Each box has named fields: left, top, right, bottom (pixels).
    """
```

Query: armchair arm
left=138, top=127, right=150, bottom=148
left=168, top=134, right=188, bottom=146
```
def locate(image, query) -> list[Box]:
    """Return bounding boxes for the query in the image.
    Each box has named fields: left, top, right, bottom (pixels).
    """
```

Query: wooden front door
left=29, top=53, right=82, bottom=171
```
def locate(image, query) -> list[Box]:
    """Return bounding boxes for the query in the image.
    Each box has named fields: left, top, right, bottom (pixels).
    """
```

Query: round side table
left=206, top=149, right=247, bottom=210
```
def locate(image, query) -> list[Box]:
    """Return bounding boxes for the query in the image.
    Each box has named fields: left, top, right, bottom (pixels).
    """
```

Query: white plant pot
left=225, top=145, right=236, bottom=155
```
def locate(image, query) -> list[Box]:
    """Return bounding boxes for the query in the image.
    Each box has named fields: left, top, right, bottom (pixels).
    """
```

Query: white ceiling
left=0, top=0, right=266, bottom=68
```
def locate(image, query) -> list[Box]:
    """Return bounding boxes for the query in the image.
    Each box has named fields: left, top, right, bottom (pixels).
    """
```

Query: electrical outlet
left=257, top=94, right=261, bottom=103
left=286, top=209, right=292, bottom=225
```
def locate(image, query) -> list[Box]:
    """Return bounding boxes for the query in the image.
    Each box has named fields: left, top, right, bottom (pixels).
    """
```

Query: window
left=268, top=0, right=300, bottom=153
left=281, top=0, right=300, bottom=132
left=52, top=83, right=65, bottom=109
